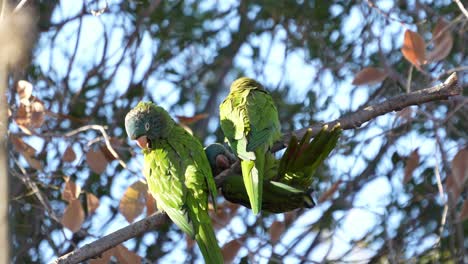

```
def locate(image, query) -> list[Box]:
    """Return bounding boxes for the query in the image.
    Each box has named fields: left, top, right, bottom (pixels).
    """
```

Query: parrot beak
left=135, top=135, right=150, bottom=149
left=215, top=154, right=231, bottom=170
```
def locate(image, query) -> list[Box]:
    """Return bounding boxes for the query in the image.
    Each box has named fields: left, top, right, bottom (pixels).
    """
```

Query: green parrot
left=125, top=102, right=223, bottom=263
left=205, top=125, right=341, bottom=213
left=219, top=77, right=281, bottom=214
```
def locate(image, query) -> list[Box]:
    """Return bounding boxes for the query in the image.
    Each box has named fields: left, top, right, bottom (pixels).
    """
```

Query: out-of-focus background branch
left=5, top=0, right=468, bottom=263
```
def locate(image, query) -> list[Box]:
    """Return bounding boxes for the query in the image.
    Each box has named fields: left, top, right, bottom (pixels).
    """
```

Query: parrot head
left=230, top=77, right=265, bottom=92
left=204, top=143, right=237, bottom=175
left=125, top=102, right=175, bottom=149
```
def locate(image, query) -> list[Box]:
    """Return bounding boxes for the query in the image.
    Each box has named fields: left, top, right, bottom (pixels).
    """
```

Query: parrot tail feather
left=196, top=222, right=223, bottom=264
left=241, top=155, right=264, bottom=215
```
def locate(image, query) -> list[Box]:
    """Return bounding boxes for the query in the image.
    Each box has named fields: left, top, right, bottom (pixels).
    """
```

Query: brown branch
left=272, top=72, right=461, bottom=151
left=52, top=212, right=168, bottom=264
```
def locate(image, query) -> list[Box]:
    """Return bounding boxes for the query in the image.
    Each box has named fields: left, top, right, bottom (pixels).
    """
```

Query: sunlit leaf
left=86, top=192, right=100, bottom=215
left=427, top=18, right=453, bottom=62
left=319, top=180, right=342, bottom=203
left=61, top=199, right=85, bottom=233
left=221, top=237, right=245, bottom=264
left=119, top=181, right=148, bottom=223
left=352, top=67, right=388, bottom=85
left=401, top=30, right=426, bottom=69
left=62, top=177, right=81, bottom=202
left=269, top=221, right=285, bottom=244
left=86, top=147, right=108, bottom=174
left=63, top=145, right=76, bottom=162
left=17, top=80, right=32, bottom=105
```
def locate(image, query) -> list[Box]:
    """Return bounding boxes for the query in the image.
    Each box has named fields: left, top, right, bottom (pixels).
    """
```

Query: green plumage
left=125, top=102, right=222, bottom=263
left=205, top=125, right=341, bottom=213
left=219, top=77, right=281, bottom=214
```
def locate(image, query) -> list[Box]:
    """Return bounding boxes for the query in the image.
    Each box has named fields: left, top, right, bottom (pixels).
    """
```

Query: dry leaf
left=401, top=30, right=426, bottom=69
left=446, top=173, right=462, bottom=201
left=86, top=147, right=108, bottom=174
left=62, top=177, right=81, bottom=202
left=284, top=211, right=297, bottom=226
left=61, top=199, right=85, bottom=233
left=14, top=98, right=46, bottom=128
left=427, top=18, right=453, bottom=62
left=63, top=146, right=76, bottom=162
left=352, top=67, right=388, bottom=85
left=318, top=180, right=342, bottom=203
left=269, top=221, right=285, bottom=244
left=89, top=248, right=113, bottom=264
left=459, top=199, right=468, bottom=222
left=119, top=181, right=148, bottom=223
left=186, top=236, right=196, bottom=249
left=17, top=80, right=32, bottom=105
left=450, top=148, right=468, bottom=186
left=404, top=149, right=420, bottom=183
left=114, top=245, right=141, bottom=264
left=86, top=192, right=100, bottom=215
left=23, top=154, right=43, bottom=170
left=222, top=237, right=246, bottom=264
left=176, top=113, right=209, bottom=125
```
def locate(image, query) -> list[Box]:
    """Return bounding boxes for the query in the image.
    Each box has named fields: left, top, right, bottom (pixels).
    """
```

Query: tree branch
left=53, top=73, right=461, bottom=264
left=52, top=213, right=168, bottom=264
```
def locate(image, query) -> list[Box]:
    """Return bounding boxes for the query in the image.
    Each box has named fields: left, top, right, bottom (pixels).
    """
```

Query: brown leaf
left=114, top=245, right=141, bottom=264
left=29, top=100, right=45, bottom=128
left=459, top=199, right=468, bottom=222
left=14, top=104, right=30, bottom=127
left=89, top=248, right=114, bottom=264
left=86, top=147, right=108, bottom=174
left=318, top=180, right=342, bottom=203
left=63, top=146, right=76, bottom=162
left=62, top=177, right=81, bottom=202
left=269, top=221, right=285, bottom=244
left=222, top=237, right=246, bottom=264
left=146, top=192, right=157, bottom=216
left=284, top=211, right=297, bottom=226
left=119, top=181, right=148, bottom=223
left=186, top=236, right=196, bottom=249
left=86, top=192, right=100, bottom=215
left=446, top=173, right=462, bottom=201
left=352, top=67, right=388, bottom=85
left=404, top=149, right=420, bottom=183
left=61, top=199, right=85, bottom=233
left=176, top=113, right=209, bottom=125
left=427, top=18, right=453, bottom=62
left=17, top=80, right=32, bottom=105
left=401, top=30, right=426, bottom=68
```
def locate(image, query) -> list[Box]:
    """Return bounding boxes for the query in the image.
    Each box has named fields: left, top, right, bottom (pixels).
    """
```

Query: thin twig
left=453, top=0, right=468, bottom=19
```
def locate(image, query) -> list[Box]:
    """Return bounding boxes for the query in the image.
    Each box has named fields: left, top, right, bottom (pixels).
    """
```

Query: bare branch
left=273, top=72, right=461, bottom=151
left=52, top=212, right=168, bottom=264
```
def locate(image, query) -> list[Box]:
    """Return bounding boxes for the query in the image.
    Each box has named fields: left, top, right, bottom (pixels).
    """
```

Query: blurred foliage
left=6, top=0, right=468, bottom=263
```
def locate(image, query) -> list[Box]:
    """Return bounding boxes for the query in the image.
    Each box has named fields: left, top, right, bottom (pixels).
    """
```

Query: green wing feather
left=220, top=82, right=281, bottom=214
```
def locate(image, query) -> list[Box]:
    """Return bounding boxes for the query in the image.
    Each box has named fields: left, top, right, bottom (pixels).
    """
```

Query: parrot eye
left=145, top=122, right=150, bottom=131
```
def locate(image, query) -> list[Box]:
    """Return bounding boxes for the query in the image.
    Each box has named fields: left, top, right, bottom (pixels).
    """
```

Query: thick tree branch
left=272, top=72, right=461, bottom=151
left=52, top=213, right=168, bottom=264
left=53, top=73, right=461, bottom=264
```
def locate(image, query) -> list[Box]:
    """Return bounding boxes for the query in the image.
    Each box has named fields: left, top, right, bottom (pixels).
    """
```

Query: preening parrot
left=125, top=102, right=223, bottom=263
left=219, top=77, right=281, bottom=214
left=205, top=125, right=341, bottom=213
